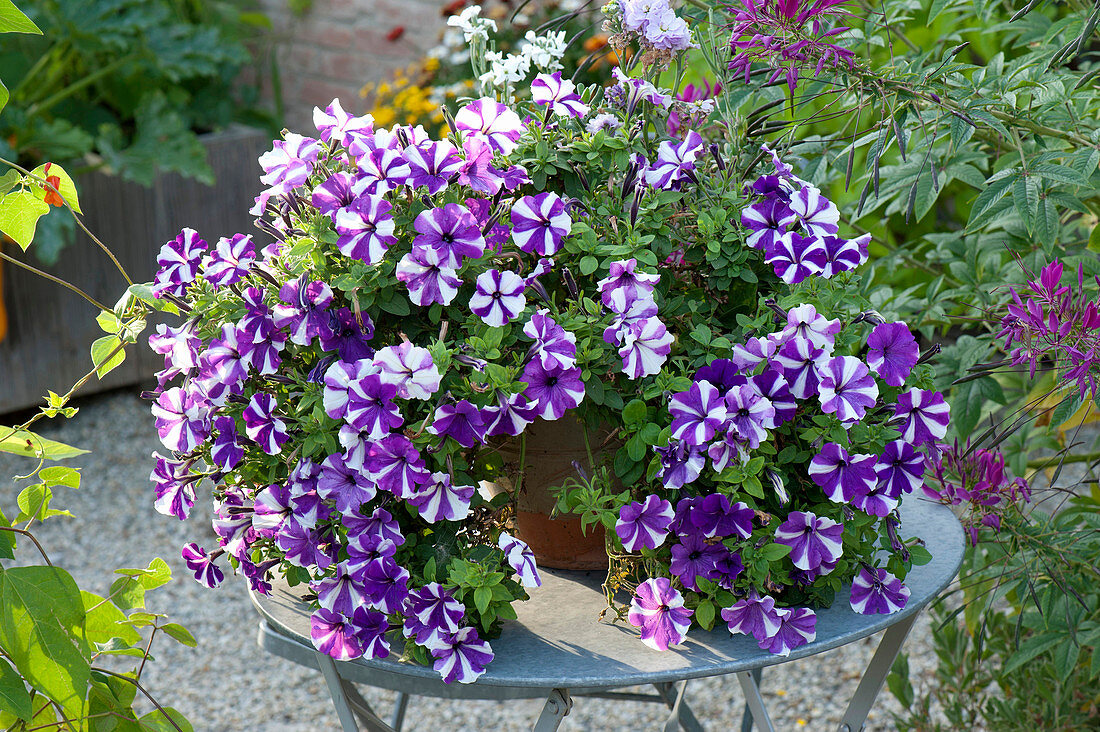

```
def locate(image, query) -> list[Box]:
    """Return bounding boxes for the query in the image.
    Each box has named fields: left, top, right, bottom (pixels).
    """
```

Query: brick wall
left=258, top=0, right=449, bottom=131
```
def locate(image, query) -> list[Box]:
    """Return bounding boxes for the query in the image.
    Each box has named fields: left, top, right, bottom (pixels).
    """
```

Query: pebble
left=0, top=389, right=944, bottom=731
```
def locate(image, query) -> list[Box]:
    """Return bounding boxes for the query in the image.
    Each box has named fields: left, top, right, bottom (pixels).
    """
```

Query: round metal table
left=251, top=498, right=963, bottom=731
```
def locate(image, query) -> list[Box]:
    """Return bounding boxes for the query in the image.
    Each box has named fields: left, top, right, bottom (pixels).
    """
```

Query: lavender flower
left=616, top=495, right=675, bottom=552
left=470, top=269, right=526, bottom=327
left=773, top=511, right=843, bottom=571
left=867, top=322, right=919, bottom=387
left=627, top=578, right=692, bottom=651
left=849, top=566, right=910, bottom=615
left=510, top=193, right=571, bottom=256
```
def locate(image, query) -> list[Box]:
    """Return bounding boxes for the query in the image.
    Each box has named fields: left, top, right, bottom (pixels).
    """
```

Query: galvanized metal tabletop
left=251, top=498, right=963, bottom=731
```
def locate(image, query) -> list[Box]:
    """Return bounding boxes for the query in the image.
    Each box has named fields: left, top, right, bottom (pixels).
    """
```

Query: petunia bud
left=708, top=143, right=726, bottom=172
left=629, top=184, right=643, bottom=228
left=562, top=267, right=579, bottom=299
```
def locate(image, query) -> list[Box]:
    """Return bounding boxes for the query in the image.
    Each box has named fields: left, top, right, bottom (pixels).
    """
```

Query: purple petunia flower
left=404, top=140, right=464, bottom=194
left=366, top=434, right=430, bottom=499
left=252, top=482, right=294, bottom=536
left=455, top=98, right=524, bottom=155
left=202, top=233, right=255, bottom=290
left=149, top=321, right=202, bottom=385
left=510, top=192, right=571, bottom=256
left=820, top=233, right=870, bottom=277
left=850, top=566, right=910, bottom=615
left=617, top=316, right=674, bottom=380
left=754, top=369, right=797, bottom=425
left=314, top=98, right=373, bottom=145
left=680, top=494, right=754, bottom=540
left=520, top=361, right=585, bottom=420
left=759, top=607, right=816, bottom=656
left=531, top=72, right=590, bottom=118
left=210, top=416, right=244, bottom=471
left=724, top=383, right=776, bottom=448
left=318, top=451, right=377, bottom=513
left=273, top=276, right=335, bottom=347
left=310, top=607, right=364, bottom=661
left=774, top=511, right=843, bottom=571
left=409, top=472, right=475, bottom=523
left=644, top=131, right=704, bottom=190
left=403, top=583, right=464, bottom=646
left=782, top=304, right=841, bottom=352
left=893, top=389, right=950, bottom=446
left=153, top=228, right=207, bottom=298
left=195, top=325, right=249, bottom=402
left=498, top=532, right=541, bottom=588
left=765, top=231, right=826, bottom=284
left=809, top=442, right=877, bottom=504
left=413, top=203, right=486, bottom=268
left=867, top=322, right=919, bottom=387
left=350, top=606, right=391, bottom=660
left=243, top=393, right=290, bottom=455
left=457, top=136, right=507, bottom=195
left=470, top=269, right=526, bottom=327
left=258, top=133, right=321, bottom=196
left=354, top=144, right=411, bottom=196
left=335, top=195, right=397, bottom=265
left=597, top=259, right=661, bottom=314
left=818, top=356, right=879, bottom=424
left=359, top=556, right=410, bottom=614
left=788, top=185, right=839, bottom=237
left=395, top=247, right=462, bottom=307
left=669, top=381, right=727, bottom=446
left=151, top=386, right=211, bottom=453
left=319, top=308, right=374, bottom=363
left=181, top=543, right=223, bottom=588
left=722, top=591, right=782, bottom=642
left=314, top=565, right=369, bottom=617
left=655, top=439, right=705, bottom=489
left=875, top=440, right=925, bottom=496
left=627, top=578, right=692, bottom=651
left=323, top=359, right=376, bottom=422
left=277, top=518, right=335, bottom=570
left=616, top=495, right=675, bottom=551
left=522, top=309, right=577, bottom=370
left=346, top=373, right=402, bottom=439
left=742, top=197, right=796, bottom=252
left=345, top=506, right=405, bottom=548
left=670, top=534, right=725, bottom=591
left=772, top=337, right=827, bottom=400
left=429, top=627, right=494, bottom=684
left=151, top=452, right=195, bottom=520
left=480, top=390, right=538, bottom=438
left=850, top=478, right=899, bottom=517
left=374, top=342, right=441, bottom=400
left=428, top=400, right=486, bottom=449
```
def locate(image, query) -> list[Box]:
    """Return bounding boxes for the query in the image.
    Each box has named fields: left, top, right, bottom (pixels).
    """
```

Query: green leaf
left=15, top=484, right=71, bottom=523
left=39, top=466, right=80, bottom=490
left=115, top=558, right=172, bottom=592
left=579, top=255, right=598, bottom=276
left=694, top=599, right=715, bottom=630
left=108, top=577, right=146, bottom=611
left=1090, top=224, right=1100, bottom=253
left=0, top=508, right=13, bottom=560
left=966, top=176, right=1014, bottom=232
left=908, top=544, right=933, bottom=566
left=27, top=163, right=81, bottom=214
left=0, top=656, right=31, bottom=721
left=0, top=190, right=49, bottom=250
left=473, top=586, right=492, bottom=615
left=952, top=375, right=1004, bottom=437
left=159, top=623, right=196, bottom=648
left=78, top=592, right=141, bottom=647
left=0, top=78, right=6, bottom=116
left=758, top=543, right=793, bottom=561
left=1003, top=633, right=1064, bottom=674
left=138, top=707, right=193, bottom=732
left=0, top=566, right=90, bottom=719
left=622, top=399, right=647, bottom=427
left=0, top=428, right=88, bottom=460
left=90, top=335, right=126, bottom=379
left=0, top=0, right=41, bottom=33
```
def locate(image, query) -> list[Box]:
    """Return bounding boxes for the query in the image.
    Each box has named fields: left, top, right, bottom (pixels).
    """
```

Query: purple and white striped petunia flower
left=850, top=566, right=910, bottom=614
left=754, top=369, right=797, bottom=425
left=893, top=389, right=950, bottom=446
left=349, top=606, right=391, bottom=660
left=429, top=627, right=494, bottom=684
left=522, top=309, right=577, bottom=370
left=210, top=416, right=244, bottom=471
left=413, top=203, right=486, bottom=267
left=723, top=383, right=775, bottom=448
left=867, top=322, right=919, bottom=387
left=531, top=72, right=590, bottom=117
left=196, top=324, right=249, bottom=400
left=365, top=434, right=430, bottom=499
left=151, top=386, right=211, bottom=453
left=644, top=131, right=704, bottom=190
left=345, top=373, right=403, bottom=439
left=323, top=359, right=377, bottom=421
left=395, top=247, right=462, bottom=307
left=354, top=144, right=410, bottom=196
left=809, top=442, right=877, bottom=503
left=404, top=140, right=464, bottom=194
left=151, top=453, right=195, bottom=520
left=359, top=556, right=410, bottom=614
left=479, top=390, right=537, bottom=438
left=782, top=304, right=841, bottom=352
left=627, top=577, right=692, bottom=651
left=741, top=198, right=795, bottom=252
left=311, top=170, right=358, bottom=218
left=510, top=192, right=571, bottom=256
left=788, top=184, right=839, bottom=237
left=470, top=269, right=526, bottom=327
left=181, top=543, right=223, bottom=588
left=428, top=400, right=486, bottom=449
left=149, top=321, right=202, bottom=384
left=772, top=337, right=828, bottom=400
left=850, top=479, right=899, bottom=518
left=875, top=440, right=925, bottom=496
left=820, top=233, right=870, bottom=278
left=669, top=380, right=727, bottom=446
left=818, top=356, right=880, bottom=424
left=679, top=494, right=754, bottom=540
left=310, top=607, right=364, bottom=661
left=454, top=98, right=524, bottom=154
left=345, top=506, right=405, bottom=547
left=669, top=534, right=726, bottom=590
left=758, top=607, right=817, bottom=656
left=597, top=259, right=661, bottom=315
left=618, top=316, right=673, bottom=379
left=655, top=439, right=705, bottom=489
left=313, top=98, right=373, bottom=145
left=258, top=133, right=321, bottom=195
left=374, top=342, right=441, bottom=400
left=153, top=228, right=207, bottom=298
left=765, top=231, right=826, bottom=285
left=498, top=532, right=541, bottom=588
left=403, top=583, right=464, bottom=646
left=409, top=472, right=475, bottom=523
left=272, top=276, right=335, bottom=347
left=202, top=233, right=255, bottom=289
left=722, top=591, right=782, bottom=642
left=243, top=393, right=290, bottom=455
left=318, top=450, right=377, bottom=513
left=773, top=511, right=843, bottom=571
left=616, top=495, right=674, bottom=552
left=314, top=566, right=368, bottom=617
left=252, top=482, right=294, bottom=536
left=334, top=195, right=397, bottom=265
left=520, top=361, right=585, bottom=420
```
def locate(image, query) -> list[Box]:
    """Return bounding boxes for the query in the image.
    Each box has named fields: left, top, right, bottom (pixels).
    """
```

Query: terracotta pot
left=487, top=418, right=613, bottom=570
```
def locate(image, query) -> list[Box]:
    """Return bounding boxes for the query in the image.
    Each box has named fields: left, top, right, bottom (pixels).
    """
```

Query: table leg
left=736, top=671, right=776, bottom=732
left=313, top=651, right=398, bottom=732
left=533, top=688, right=573, bottom=732
left=739, top=668, right=762, bottom=732
left=390, top=692, right=409, bottom=731
left=653, top=681, right=705, bottom=732
left=837, top=612, right=918, bottom=732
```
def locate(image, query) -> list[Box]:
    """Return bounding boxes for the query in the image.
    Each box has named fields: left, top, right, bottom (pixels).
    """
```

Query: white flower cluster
left=427, top=28, right=471, bottom=66
left=519, top=30, right=568, bottom=73
left=480, top=30, right=570, bottom=90
left=446, top=5, right=498, bottom=43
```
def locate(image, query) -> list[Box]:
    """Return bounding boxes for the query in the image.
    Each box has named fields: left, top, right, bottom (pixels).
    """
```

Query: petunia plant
left=142, top=0, right=947, bottom=683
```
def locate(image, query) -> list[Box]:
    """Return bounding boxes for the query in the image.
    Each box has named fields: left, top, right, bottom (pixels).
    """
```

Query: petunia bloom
left=850, top=566, right=910, bottom=615
left=867, top=322, right=919, bottom=387
left=893, top=389, right=950, bottom=446
left=510, top=192, right=571, bottom=256
left=429, top=627, right=495, bottom=684
left=818, top=356, right=879, bottom=424
left=615, top=495, right=675, bottom=552
left=498, top=532, right=541, bottom=588
left=773, top=511, right=843, bottom=571
left=469, top=269, right=526, bottom=326
left=627, top=577, right=692, bottom=651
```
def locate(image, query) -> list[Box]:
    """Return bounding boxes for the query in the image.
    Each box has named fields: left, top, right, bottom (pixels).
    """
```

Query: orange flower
left=42, top=162, right=64, bottom=207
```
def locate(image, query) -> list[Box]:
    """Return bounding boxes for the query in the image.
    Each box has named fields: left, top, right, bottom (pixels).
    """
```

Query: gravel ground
left=0, top=388, right=944, bottom=731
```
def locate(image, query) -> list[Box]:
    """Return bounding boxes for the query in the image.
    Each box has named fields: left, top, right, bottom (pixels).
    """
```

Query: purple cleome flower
left=616, top=495, right=675, bottom=552
left=867, top=322, right=919, bottom=387
left=809, top=442, right=876, bottom=504
left=334, top=195, right=397, bottom=265
left=429, top=627, right=494, bottom=684
left=773, top=511, right=843, bottom=571
left=510, top=192, right=571, bottom=256
left=894, top=389, right=950, bottom=446
left=628, top=577, right=693, bottom=651
left=818, top=355, right=879, bottom=424
left=470, top=269, right=526, bottom=327
left=850, top=566, right=910, bottom=615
